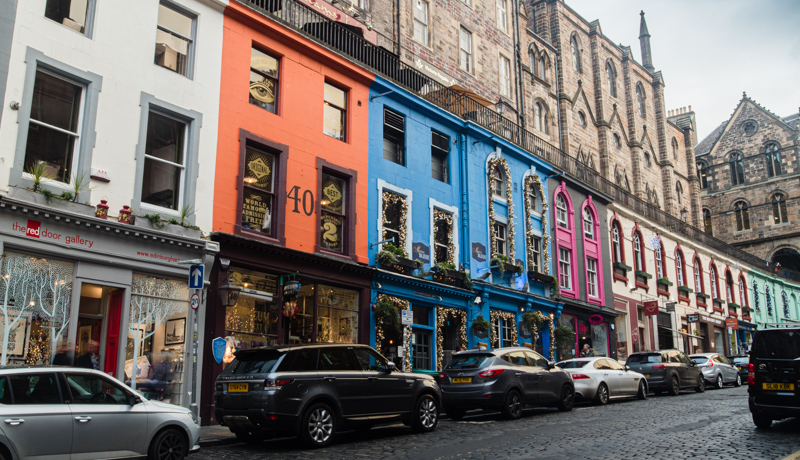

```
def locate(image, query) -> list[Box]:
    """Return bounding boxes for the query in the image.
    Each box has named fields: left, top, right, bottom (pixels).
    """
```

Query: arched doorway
left=772, top=248, right=800, bottom=273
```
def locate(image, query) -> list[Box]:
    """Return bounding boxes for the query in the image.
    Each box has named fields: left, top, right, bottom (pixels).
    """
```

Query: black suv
left=748, top=328, right=800, bottom=428
left=626, top=349, right=705, bottom=395
left=214, top=343, right=440, bottom=446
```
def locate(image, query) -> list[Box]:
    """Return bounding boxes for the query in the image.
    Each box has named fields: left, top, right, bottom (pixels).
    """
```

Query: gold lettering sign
left=243, top=193, right=270, bottom=231
left=248, top=157, right=271, bottom=180
left=321, top=213, right=342, bottom=251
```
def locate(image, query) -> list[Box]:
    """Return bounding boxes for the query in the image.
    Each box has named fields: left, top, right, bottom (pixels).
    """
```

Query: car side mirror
left=625, top=365, right=631, bottom=371
left=546, top=361, right=555, bottom=370
left=690, top=360, right=697, bottom=365
left=127, top=394, right=141, bottom=406
left=386, top=361, right=396, bottom=373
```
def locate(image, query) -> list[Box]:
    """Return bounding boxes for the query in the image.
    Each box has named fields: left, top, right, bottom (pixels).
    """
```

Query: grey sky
left=565, top=0, right=800, bottom=143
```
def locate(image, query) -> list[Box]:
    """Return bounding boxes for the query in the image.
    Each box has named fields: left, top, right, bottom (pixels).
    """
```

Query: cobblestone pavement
left=195, top=386, right=800, bottom=459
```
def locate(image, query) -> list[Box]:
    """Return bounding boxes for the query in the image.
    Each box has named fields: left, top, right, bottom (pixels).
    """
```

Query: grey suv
left=626, top=349, right=705, bottom=395
left=748, top=328, right=800, bottom=428
left=214, top=343, right=440, bottom=447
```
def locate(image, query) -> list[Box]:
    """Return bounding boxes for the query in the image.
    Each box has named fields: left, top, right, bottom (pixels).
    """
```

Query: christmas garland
left=375, top=294, right=411, bottom=369
left=523, top=175, right=550, bottom=275
left=382, top=191, right=408, bottom=257
left=765, top=285, right=773, bottom=316
left=548, top=314, right=556, bottom=361
left=487, top=157, right=516, bottom=261
left=434, top=209, right=456, bottom=265
left=436, top=306, right=467, bottom=371
left=490, top=310, right=518, bottom=348
left=753, top=280, right=760, bottom=313
left=782, top=290, right=790, bottom=317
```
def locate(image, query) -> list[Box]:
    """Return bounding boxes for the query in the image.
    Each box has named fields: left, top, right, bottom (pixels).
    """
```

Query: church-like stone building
left=696, top=95, right=800, bottom=271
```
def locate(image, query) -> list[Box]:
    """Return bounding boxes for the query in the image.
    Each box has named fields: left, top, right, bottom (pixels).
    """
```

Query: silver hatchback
left=0, top=366, right=200, bottom=460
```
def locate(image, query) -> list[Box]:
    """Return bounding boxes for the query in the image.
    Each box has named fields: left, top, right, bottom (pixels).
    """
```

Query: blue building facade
left=368, top=77, right=561, bottom=371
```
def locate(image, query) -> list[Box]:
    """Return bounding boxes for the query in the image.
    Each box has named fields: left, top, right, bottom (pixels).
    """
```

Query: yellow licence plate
left=644, top=374, right=650, bottom=378
left=451, top=377, right=472, bottom=384
left=763, top=382, right=794, bottom=391
left=228, top=383, right=249, bottom=393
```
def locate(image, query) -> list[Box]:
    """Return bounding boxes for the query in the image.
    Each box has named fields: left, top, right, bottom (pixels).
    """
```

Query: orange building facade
left=201, top=1, right=374, bottom=424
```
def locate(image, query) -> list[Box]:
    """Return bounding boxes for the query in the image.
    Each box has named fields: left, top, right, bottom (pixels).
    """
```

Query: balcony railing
left=236, top=0, right=796, bottom=280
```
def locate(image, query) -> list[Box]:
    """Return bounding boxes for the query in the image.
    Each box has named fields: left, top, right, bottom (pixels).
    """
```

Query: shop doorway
left=436, top=307, right=466, bottom=371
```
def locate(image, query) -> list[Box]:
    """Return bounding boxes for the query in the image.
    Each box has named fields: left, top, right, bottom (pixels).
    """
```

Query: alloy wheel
left=308, top=407, right=333, bottom=444
left=418, top=396, right=438, bottom=429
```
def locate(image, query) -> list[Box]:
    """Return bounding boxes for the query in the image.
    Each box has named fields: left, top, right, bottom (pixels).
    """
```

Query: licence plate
left=644, top=374, right=650, bottom=378
left=763, top=382, right=794, bottom=391
left=451, top=377, right=472, bottom=384
left=228, top=383, right=249, bottom=393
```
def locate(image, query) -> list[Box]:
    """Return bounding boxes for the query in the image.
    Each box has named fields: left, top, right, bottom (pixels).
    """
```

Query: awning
left=658, top=325, right=702, bottom=339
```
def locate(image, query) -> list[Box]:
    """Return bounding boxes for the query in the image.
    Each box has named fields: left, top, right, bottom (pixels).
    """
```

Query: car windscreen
left=731, top=357, right=749, bottom=365
left=556, top=360, right=589, bottom=369
left=223, top=350, right=284, bottom=375
left=446, top=354, right=493, bottom=369
left=626, top=354, right=661, bottom=364
left=690, top=356, right=709, bottom=363
left=752, top=330, right=800, bottom=360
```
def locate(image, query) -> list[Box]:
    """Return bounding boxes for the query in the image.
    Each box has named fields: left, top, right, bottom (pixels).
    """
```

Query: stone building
left=695, top=94, right=800, bottom=271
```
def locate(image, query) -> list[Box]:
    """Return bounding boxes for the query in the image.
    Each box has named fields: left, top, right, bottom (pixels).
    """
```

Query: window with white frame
left=583, top=207, right=594, bottom=239
left=154, top=1, right=195, bottom=77
left=382, top=192, right=406, bottom=246
left=499, top=55, right=511, bottom=97
left=413, top=0, right=429, bottom=46
left=676, top=251, right=685, bottom=287
left=496, top=0, right=508, bottom=33
left=587, top=257, right=598, bottom=298
left=460, top=27, right=473, bottom=73
left=527, top=186, right=538, bottom=214
left=493, top=222, right=508, bottom=256
left=710, top=265, right=718, bottom=298
left=694, top=262, right=703, bottom=294
left=612, top=225, right=621, bottom=263
left=655, top=245, right=664, bottom=279
left=45, top=0, right=93, bottom=35
left=559, top=247, right=572, bottom=290
left=531, top=236, right=541, bottom=272
left=491, top=165, right=505, bottom=199
left=633, top=233, right=643, bottom=271
left=739, top=279, right=745, bottom=306
left=323, top=82, right=347, bottom=141
left=141, top=110, right=187, bottom=210
left=556, top=194, right=567, bottom=228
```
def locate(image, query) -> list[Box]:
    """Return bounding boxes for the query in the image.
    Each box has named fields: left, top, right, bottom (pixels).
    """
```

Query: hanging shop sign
left=725, top=317, right=739, bottom=330
left=212, top=337, right=227, bottom=364
left=412, top=242, right=430, bottom=265
left=472, top=242, right=487, bottom=264
left=687, top=314, right=700, bottom=323
left=588, top=314, right=604, bottom=325
left=643, top=301, right=659, bottom=316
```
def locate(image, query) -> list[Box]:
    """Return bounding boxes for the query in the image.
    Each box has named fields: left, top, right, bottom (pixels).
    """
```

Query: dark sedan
left=727, top=355, right=749, bottom=380
left=439, top=347, right=574, bottom=420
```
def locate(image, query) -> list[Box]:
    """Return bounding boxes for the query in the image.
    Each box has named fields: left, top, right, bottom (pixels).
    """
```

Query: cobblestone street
left=195, top=386, right=800, bottom=459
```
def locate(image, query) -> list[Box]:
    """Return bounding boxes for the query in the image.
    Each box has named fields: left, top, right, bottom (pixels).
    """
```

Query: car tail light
left=477, top=369, right=505, bottom=378
left=748, top=364, right=755, bottom=386
left=707, top=360, right=714, bottom=367
left=439, top=372, right=447, bottom=381
left=571, top=374, right=590, bottom=380
left=652, top=364, right=667, bottom=370
left=265, top=379, right=293, bottom=389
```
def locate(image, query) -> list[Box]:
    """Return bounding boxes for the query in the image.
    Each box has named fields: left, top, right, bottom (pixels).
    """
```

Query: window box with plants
left=635, top=270, right=651, bottom=289
left=8, top=172, right=96, bottom=217
left=134, top=206, right=202, bottom=239
left=528, top=270, right=555, bottom=285
left=728, top=302, right=740, bottom=311
left=490, top=254, right=523, bottom=277
left=712, top=297, right=726, bottom=307
left=375, top=243, right=420, bottom=275
left=613, top=262, right=632, bottom=281
left=677, top=285, right=693, bottom=295
left=471, top=315, right=491, bottom=339
left=432, top=262, right=470, bottom=289
left=656, top=277, right=673, bottom=287
left=742, top=305, right=753, bottom=314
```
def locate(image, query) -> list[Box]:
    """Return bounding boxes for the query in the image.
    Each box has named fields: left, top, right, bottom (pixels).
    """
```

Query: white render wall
left=0, top=0, right=227, bottom=232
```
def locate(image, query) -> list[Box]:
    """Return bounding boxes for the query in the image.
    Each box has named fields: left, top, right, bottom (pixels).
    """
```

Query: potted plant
left=635, top=270, right=652, bottom=280
left=522, top=311, right=544, bottom=331
left=728, top=302, right=740, bottom=310
left=432, top=261, right=468, bottom=288
left=555, top=325, right=575, bottom=347
left=490, top=254, right=517, bottom=276
left=471, top=315, right=491, bottom=339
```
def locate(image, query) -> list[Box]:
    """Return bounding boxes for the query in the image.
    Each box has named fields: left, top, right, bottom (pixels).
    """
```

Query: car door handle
left=74, top=416, right=92, bottom=423
left=4, top=419, right=24, bottom=426
left=515, top=373, right=523, bottom=376
left=323, top=376, right=336, bottom=382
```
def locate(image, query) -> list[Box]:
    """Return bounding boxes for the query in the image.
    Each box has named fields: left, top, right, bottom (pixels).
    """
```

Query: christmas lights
left=436, top=306, right=467, bottom=371
left=487, top=158, right=516, bottom=261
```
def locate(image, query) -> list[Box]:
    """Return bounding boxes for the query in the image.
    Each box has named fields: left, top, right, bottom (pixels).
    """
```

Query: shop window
left=323, top=82, right=347, bottom=141
left=315, top=285, right=359, bottom=344
left=557, top=314, right=576, bottom=360
left=319, top=170, right=351, bottom=254
left=383, top=108, right=405, bottom=165
left=45, top=0, right=95, bottom=36
left=227, top=268, right=279, bottom=347
left=249, top=47, right=280, bottom=114
left=154, top=1, right=195, bottom=78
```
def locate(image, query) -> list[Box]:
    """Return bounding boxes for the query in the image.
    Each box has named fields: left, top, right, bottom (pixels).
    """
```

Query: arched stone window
left=772, top=193, right=788, bottom=224
left=535, top=102, right=547, bottom=133
left=672, top=138, right=679, bottom=160
left=539, top=54, right=547, bottom=81
left=676, top=181, right=683, bottom=206
left=491, top=164, right=505, bottom=199
left=570, top=35, right=581, bottom=72
left=766, top=143, right=782, bottom=177
left=583, top=207, right=594, bottom=240
left=729, top=153, right=744, bottom=186
left=636, top=83, right=646, bottom=118
left=606, top=61, right=616, bottom=97
left=734, top=201, right=750, bottom=230
left=556, top=193, right=568, bottom=228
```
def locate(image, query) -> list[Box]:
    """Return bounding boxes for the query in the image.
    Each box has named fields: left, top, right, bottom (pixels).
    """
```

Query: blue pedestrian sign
left=189, top=264, right=204, bottom=289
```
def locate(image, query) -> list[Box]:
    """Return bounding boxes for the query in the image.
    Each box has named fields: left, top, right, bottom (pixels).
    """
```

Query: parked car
left=439, top=347, right=574, bottom=420
left=0, top=366, right=200, bottom=460
left=556, top=357, right=648, bottom=404
left=689, top=353, right=742, bottom=389
left=728, top=355, right=750, bottom=381
left=625, top=349, right=705, bottom=395
left=215, top=343, right=440, bottom=447
left=748, top=328, right=800, bottom=429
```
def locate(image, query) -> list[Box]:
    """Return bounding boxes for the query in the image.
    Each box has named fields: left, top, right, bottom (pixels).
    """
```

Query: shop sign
left=298, top=0, right=378, bottom=44
left=643, top=301, right=659, bottom=316
left=725, top=317, right=739, bottom=330
left=401, top=310, right=413, bottom=326
left=412, top=242, right=430, bottom=264
left=212, top=337, right=227, bottom=364
left=737, top=322, right=756, bottom=332
left=665, top=301, right=676, bottom=312
left=588, top=314, right=604, bottom=325
left=472, top=242, right=487, bottom=263
left=687, top=314, right=700, bottom=323
left=413, top=57, right=458, bottom=87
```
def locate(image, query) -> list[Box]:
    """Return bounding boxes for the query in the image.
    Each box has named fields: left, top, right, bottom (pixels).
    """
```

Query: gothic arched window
left=491, top=165, right=505, bottom=199
left=703, top=209, right=713, bottom=235
left=730, top=153, right=744, bottom=186
left=697, top=162, right=708, bottom=189
left=606, top=62, right=616, bottom=97
left=734, top=201, right=750, bottom=231
left=772, top=193, right=788, bottom=224
left=571, top=35, right=581, bottom=72
left=766, top=143, right=782, bottom=177
left=636, top=84, right=646, bottom=118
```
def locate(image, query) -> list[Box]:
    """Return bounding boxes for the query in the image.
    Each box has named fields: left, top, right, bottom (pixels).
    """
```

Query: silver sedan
left=556, top=357, right=648, bottom=405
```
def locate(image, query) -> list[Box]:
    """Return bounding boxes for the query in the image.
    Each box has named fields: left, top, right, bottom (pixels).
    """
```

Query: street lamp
left=218, top=276, right=242, bottom=307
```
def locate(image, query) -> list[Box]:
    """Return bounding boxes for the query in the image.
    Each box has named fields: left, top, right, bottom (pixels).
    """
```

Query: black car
left=748, top=328, right=800, bottom=428
left=727, top=355, right=749, bottom=381
left=625, top=349, right=705, bottom=395
left=439, top=347, right=574, bottom=420
left=214, top=343, right=440, bottom=447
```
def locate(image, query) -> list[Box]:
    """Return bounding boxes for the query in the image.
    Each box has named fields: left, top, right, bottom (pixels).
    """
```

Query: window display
left=316, top=285, right=358, bottom=343
left=226, top=269, right=279, bottom=347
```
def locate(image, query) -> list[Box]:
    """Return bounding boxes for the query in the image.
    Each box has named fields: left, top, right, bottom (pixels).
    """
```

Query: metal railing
left=236, top=0, right=797, bottom=281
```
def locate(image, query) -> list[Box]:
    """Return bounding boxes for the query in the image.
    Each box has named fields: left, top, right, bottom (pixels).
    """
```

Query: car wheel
left=233, top=430, right=262, bottom=444
left=734, top=374, right=742, bottom=387
left=667, top=376, right=680, bottom=396
left=501, top=389, right=523, bottom=419
left=714, top=374, right=724, bottom=389
left=148, top=428, right=188, bottom=460
left=696, top=375, right=706, bottom=393
left=411, top=394, right=439, bottom=432
left=557, top=385, right=574, bottom=412
left=636, top=381, right=647, bottom=400
left=753, top=413, right=772, bottom=429
left=300, top=403, right=335, bottom=448
left=445, top=406, right=466, bottom=421
left=594, top=383, right=609, bottom=405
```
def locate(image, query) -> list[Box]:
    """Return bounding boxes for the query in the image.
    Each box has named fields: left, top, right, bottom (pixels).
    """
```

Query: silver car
left=556, top=357, right=648, bottom=405
left=689, top=353, right=742, bottom=389
left=0, top=366, right=200, bottom=460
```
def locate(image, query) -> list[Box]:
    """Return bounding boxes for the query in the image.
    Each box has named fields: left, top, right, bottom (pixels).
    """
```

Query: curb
left=783, top=450, right=800, bottom=460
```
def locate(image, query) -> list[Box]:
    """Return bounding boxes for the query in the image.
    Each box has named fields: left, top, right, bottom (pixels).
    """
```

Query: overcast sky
left=565, top=0, right=800, bottom=143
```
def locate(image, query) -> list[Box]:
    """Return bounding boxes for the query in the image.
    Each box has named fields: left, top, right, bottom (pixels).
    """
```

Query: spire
left=639, top=10, right=654, bottom=72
